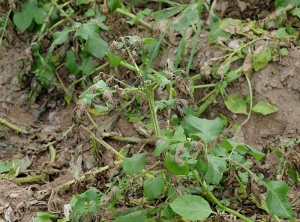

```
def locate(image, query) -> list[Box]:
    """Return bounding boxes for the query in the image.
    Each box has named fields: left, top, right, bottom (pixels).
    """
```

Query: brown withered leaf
left=243, top=47, right=253, bottom=78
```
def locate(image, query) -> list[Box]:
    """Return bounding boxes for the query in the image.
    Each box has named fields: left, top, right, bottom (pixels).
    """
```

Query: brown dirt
left=0, top=1, right=299, bottom=221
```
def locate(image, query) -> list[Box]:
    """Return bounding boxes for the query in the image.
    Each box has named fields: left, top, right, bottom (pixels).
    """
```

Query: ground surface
left=0, top=1, right=299, bottom=221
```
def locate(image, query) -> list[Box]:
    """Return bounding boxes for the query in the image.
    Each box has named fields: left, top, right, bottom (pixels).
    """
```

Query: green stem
left=108, top=135, right=156, bottom=144
left=192, top=170, right=252, bottom=222
left=0, top=118, right=29, bottom=134
left=80, top=124, right=125, bottom=160
left=225, top=158, right=281, bottom=222
left=193, top=83, right=217, bottom=89
left=115, top=8, right=153, bottom=31
left=144, top=83, right=161, bottom=138
left=49, top=144, right=56, bottom=163
left=11, top=174, right=47, bottom=183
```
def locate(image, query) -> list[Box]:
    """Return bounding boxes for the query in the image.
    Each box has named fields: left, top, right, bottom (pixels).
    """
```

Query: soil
left=0, top=1, right=299, bottom=221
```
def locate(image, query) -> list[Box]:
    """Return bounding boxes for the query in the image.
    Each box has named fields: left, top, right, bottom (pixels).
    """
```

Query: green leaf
left=165, top=153, right=189, bottom=175
left=123, top=153, right=147, bottom=175
left=292, top=7, right=300, bottom=18
left=66, top=50, right=79, bottom=74
left=0, top=159, right=19, bottom=174
left=204, top=156, right=227, bottom=185
left=280, top=47, right=288, bottom=56
left=107, top=51, right=122, bottom=67
left=154, top=137, right=170, bottom=157
left=35, top=212, right=59, bottom=222
left=252, top=101, right=278, bottom=115
left=79, top=54, right=94, bottom=75
left=276, top=28, right=286, bottom=39
left=143, top=176, right=165, bottom=200
left=85, top=9, right=95, bottom=17
left=107, top=0, right=120, bottom=12
left=265, top=179, right=294, bottom=218
left=114, top=210, right=147, bottom=222
left=252, top=45, right=272, bottom=71
left=13, top=0, right=37, bottom=32
left=183, top=115, right=223, bottom=144
left=76, top=22, right=108, bottom=59
left=52, top=27, right=70, bottom=45
left=33, top=7, right=47, bottom=24
left=246, top=145, right=265, bottom=161
left=224, top=94, right=248, bottom=114
left=171, top=195, right=213, bottom=221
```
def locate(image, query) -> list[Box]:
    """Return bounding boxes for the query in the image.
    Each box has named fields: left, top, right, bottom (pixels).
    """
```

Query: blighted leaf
left=183, top=116, right=223, bottom=144
left=209, top=21, right=231, bottom=44
left=204, top=156, right=227, bottom=185
left=165, top=153, right=189, bottom=175
left=265, top=179, right=294, bottom=218
left=252, top=45, right=272, bottom=71
left=224, top=94, right=248, bottom=115
left=123, top=153, right=147, bottom=175
left=252, top=101, right=278, bottom=115
left=243, top=48, right=253, bottom=77
left=216, top=62, right=230, bottom=78
left=171, top=195, right=213, bottom=221
left=219, top=18, right=242, bottom=35
left=143, top=176, right=165, bottom=200
left=75, top=22, right=108, bottom=59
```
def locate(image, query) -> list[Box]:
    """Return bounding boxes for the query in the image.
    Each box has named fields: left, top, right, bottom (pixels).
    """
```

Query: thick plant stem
left=144, top=84, right=161, bottom=138
left=0, top=118, right=29, bottom=134
left=115, top=8, right=153, bottom=31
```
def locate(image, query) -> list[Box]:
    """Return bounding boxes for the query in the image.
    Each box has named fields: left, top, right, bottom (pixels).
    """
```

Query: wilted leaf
left=224, top=94, right=248, bottom=115
left=243, top=48, right=253, bottom=77
left=75, top=22, right=108, bottom=59
left=171, top=195, right=213, bottom=221
left=219, top=18, right=242, bottom=35
left=252, top=45, right=272, bottom=71
left=165, top=153, right=189, bottom=175
left=252, top=101, right=278, bottom=115
left=209, top=21, right=231, bottom=44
